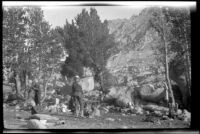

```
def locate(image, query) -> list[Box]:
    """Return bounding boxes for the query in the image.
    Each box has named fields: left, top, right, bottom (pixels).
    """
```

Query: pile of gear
left=43, top=97, right=70, bottom=113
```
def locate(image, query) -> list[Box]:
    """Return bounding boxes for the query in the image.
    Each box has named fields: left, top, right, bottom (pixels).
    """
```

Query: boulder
left=135, top=106, right=143, bottom=115
left=27, top=119, right=47, bottom=129
left=154, top=110, right=162, bottom=117
left=182, top=109, right=191, bottom=122
left=78, top=76, right=94, bottom=92
left=105, top=87, right=118, bottom=99
left=116, top=96, right=131, bottom=107
left=105, top=86, right=134, bottom=107
left=137, top=84, right=166, bottom=103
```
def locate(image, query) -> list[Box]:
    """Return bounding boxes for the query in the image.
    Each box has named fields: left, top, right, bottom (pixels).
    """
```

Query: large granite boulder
left=27, top=119, right=47, bottom=129
left=137, top=84, right=166, bottom=103
left=105, top=86, right=134, bottom=107
left=78, top=76, right=94, bottom=92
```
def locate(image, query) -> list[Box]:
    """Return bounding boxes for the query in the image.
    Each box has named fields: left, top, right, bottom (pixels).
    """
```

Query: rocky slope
left=105, top=7, right=173, bottom=107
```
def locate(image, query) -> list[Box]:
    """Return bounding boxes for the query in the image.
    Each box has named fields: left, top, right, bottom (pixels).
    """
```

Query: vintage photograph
left=3, top=1, right=195, bottom=130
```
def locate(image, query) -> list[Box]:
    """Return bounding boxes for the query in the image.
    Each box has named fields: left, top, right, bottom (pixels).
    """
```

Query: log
left=29, top=114, right=59, bottom=121
left=143, top=103, right=169, bottom=112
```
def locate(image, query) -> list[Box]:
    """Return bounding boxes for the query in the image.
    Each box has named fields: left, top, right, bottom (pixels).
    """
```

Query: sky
left=41, top=6, right=144, bottom=28
left=3, top=2, right=196, bottom=28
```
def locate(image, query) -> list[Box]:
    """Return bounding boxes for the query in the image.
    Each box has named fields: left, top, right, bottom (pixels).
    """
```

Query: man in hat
left=71, top=75, right=84, bottom=117
left=32, top=80, right=42, bottom=106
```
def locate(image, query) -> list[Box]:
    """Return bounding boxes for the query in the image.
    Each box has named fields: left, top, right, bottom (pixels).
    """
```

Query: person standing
left=28, top=80, right=42, bottom=115
left=71, top=75, right=84, bottom=117
left=32, top=81, right=41, bottom=106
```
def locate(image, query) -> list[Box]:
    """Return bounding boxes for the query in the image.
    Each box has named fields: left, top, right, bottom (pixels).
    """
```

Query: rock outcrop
left=105, top=7, right=190, bottom=108
left=106, top=7, right=166, bottom=107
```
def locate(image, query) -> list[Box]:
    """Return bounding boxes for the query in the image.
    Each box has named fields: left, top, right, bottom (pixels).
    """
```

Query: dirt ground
left=3, top=106, right=190, bottom=130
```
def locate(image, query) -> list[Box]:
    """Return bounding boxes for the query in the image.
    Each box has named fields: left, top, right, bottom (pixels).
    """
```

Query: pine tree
left=58, top=8, right=115, bottom=93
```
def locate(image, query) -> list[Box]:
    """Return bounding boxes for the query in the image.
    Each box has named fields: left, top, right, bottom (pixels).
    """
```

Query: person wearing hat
left=32, top=80, right=42, bottom=106
left=71, top=75, right=84, bottom=117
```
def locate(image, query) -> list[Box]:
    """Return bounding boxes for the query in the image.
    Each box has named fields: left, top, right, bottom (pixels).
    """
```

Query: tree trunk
left=160, top=8, right=176, bottom=108
left=93, top=66, right=104, bottom=102
left=14, top=73, right=22, bottom=96
left=183, top=53, right=191, bottom=97
left=99, top=72, right=105, bottom=101
left=164, top=49, right=175, bottom=107
left=163, top=82, right=169, bottom=103
left=183, top=22, right=191, bottom=97
left=20, top=70, right=27, bottom=99
left=41, top=67, right=55, bottom=103
left=41, top=79, right=48, bottom=103
left=24, top=73, right=29, bottom=99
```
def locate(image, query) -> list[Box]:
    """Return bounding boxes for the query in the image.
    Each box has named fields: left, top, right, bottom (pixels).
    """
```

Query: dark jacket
left=32, top=83, right=41, bottom=105
left=72, top=82, right=83, bottom=97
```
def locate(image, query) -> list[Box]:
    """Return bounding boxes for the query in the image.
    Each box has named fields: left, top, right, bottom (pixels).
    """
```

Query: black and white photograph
left=2, top=1, right=197, bottom=131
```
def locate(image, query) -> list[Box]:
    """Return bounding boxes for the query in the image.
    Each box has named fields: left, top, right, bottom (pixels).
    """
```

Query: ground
left=3, top=106, right=189, bottom=130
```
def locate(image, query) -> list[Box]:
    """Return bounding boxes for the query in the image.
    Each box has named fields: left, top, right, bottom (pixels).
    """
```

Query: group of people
left=30, top=75, right=84, bottom=117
